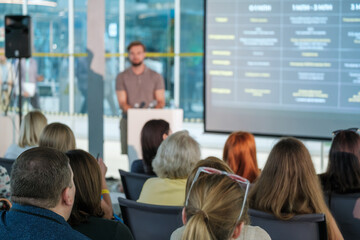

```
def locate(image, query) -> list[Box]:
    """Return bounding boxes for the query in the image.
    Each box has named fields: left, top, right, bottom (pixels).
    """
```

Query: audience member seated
left=39, top=122, right=114, bottom=219
left=319, top=129, right=360, bottom=239
left=39, top=122, right=76, bottom=152
left=319, top=129, right=360, bottom=194
left=171, top=157, right=270, bottom=240
left=223, top=132, right=260, bottom=182
left=66, top=149, right=113, bottom=220
left=249, top=137, right=343, bottom=240
left=131, top=119, right=170, bottom=175
left=66, top=150, right=133, bottom=240
left=0, top=166, right=10, bottom=199
left=138, top=130, right=200, bottom=206
left=4, top=110, right=47, bottom=159
left=0, top=147, right=89, bottom=239
left=172, top=165, right=260, bottom=240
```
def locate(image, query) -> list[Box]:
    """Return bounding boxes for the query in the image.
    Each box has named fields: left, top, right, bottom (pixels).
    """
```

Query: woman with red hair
left=223, top=131, right=259, bottom=183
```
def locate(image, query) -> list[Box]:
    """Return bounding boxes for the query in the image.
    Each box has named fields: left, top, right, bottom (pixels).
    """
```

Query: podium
left=127, top=108, right=183, bottom=166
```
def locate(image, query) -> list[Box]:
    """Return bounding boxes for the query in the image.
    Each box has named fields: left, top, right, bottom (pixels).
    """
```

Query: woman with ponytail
left=171, top=157, right=270, bottom=240
left=182, top=172, right=246, bottom=240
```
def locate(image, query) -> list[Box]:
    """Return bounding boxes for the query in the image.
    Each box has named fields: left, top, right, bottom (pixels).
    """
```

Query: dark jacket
left=72, top=216, right=134, bottom=240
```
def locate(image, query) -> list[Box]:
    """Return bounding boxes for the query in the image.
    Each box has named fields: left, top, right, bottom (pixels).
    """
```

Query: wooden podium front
left=127, top=108, right=183, bottom=166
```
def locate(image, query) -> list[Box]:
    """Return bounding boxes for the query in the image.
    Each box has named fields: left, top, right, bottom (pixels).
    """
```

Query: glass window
left=105, top=0, right=120, bottom=116
left=74, top=0, right=88, bottom=114
left=180, top=0, right=204, bottom=120
left=0, top=2, right=70, bottom=114
left=104, top=0, right=176, bottom=117
left=0, top=4, right=21, bottom=22
left=124, top=0, right=174, bottom=108
left=27, top=1, right=70, bottom=113
left=1, top=0, right=205, bottom=120
left=0, top=4, right=22, bottom=113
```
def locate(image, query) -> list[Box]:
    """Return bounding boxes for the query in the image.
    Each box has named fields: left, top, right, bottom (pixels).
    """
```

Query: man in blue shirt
left=0, top=147, right=90, bottom=240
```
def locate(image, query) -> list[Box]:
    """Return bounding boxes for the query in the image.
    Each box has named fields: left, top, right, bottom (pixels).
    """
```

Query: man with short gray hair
left=0, top=147, right=89, bottom=239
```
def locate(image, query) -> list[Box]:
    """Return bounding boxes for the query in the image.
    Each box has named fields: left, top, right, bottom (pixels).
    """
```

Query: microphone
left=148, top=100, right=156, bottom=109
left=134, top=102, right=147, bottom=108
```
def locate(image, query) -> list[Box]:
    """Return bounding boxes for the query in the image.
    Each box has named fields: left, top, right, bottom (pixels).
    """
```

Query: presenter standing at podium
left=116, top=41, right=165, bottom=154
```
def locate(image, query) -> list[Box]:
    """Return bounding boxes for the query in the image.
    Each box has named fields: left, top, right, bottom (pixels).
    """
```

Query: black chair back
left=325, top=192, right=360, bottom=240
left=118, top=197, right=183, bottom=240
left=119, top=169, right=152, bottom=200
left=249, top=209, right=327, bottom=240
left=0, top=157, right=15, bottom=174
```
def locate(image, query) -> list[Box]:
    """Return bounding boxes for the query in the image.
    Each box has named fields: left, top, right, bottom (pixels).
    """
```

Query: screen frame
left=201, top=0, right=357, bottom=141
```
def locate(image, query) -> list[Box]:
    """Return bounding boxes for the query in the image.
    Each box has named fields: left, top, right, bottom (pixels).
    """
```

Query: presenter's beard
left=131, top=61, right=143, bottom=67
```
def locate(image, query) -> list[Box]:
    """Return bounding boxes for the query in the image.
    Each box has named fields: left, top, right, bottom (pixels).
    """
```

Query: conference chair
left=0, top=157, right=15, bottom=174
left=119, top=169, right=152, bottom=200
left=325, top=193, right=360, bottom=239
left=118, top=197, right=183, bottom=240
left=248, top=209, right=327, bottom=240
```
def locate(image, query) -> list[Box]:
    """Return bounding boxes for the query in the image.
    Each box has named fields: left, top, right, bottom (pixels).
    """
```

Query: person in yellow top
left=137, top=130, right=201, bottom=206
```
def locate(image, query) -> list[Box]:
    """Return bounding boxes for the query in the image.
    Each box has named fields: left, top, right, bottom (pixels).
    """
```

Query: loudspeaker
left=5, top=15, right=31, bottom=58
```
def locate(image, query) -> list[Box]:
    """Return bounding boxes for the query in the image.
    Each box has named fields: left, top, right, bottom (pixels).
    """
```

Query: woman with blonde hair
left=5, top=111, right=47, bottom=159
left=138, top=130, right=201, bottom=206
left=171, top=157, right=270, bottom=240
left=39, top=124, right=112, bottom=218
left=223, top=132, right=260, bottom=182
left=178, top=167, right=253, bottom=240
left=249, top=137, right=343, bottom=240
left=39, top=122, right=76, bottom=152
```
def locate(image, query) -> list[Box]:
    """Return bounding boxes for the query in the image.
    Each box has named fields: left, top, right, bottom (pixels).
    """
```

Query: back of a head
left=250, top=137, right=324, bottom=220
left=11, top=147, right=72, bottom=208
left=39, top=122, right=76, bottom=152
left=223, top=132, right=259, bottom=182
left=330, top=130, right=360, bottom=163
left=66, top=150, right=103, bottom=225
left=185, top=156, right=234, bottom=195
left=18, top=111, right=48, bottom=148
left=323, top=131, right=360, bottom=193
left=141, top=119, right=170, bottom=175
left=152, top=130, right=200, bottom=179
left=322, top=152, right=360, bottom=193
left=182, top=174, right=247, bottom=240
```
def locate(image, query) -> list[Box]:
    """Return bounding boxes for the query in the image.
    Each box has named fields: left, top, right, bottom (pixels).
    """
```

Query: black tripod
left=17, top=58, right=23, bottom=126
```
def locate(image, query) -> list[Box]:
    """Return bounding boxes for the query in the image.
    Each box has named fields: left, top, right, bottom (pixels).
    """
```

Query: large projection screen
left=204, top=0, right=360, bottom=140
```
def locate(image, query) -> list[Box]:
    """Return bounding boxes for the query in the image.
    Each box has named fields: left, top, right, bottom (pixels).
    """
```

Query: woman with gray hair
left=137, top=130, right=201, bottom=206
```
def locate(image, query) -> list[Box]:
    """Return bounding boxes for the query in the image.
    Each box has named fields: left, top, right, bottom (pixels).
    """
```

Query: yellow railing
left=0, top=52, right=203, bottom=57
